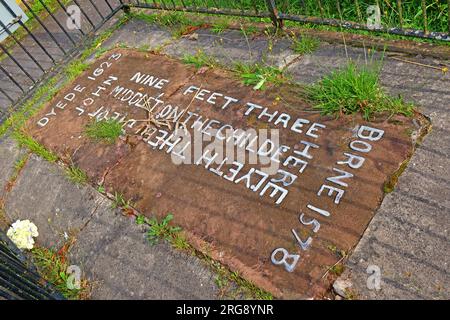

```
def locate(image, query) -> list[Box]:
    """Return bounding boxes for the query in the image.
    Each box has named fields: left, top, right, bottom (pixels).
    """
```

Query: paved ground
left=0, top=10, right=449, bottom=300
left=100, top=18, right=450, bottom=298
left=0, top=136, right=219, bottom=299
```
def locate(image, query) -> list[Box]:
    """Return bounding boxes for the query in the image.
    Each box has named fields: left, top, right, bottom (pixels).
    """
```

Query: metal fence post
left=119, top=0, right=131, bottom=14
left=265, top=0, right=283, bottom=29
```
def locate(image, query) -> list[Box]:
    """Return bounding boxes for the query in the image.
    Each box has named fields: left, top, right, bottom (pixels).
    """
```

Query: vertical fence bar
left=0, top=54, right=31, bottom=89
left=104, top=0, right=114, bottom=12
left=354, top=0, right=362, bottom=22
left=72, top=0, right=96, bottom=28
left=421, top=0, right=428, bottom=34
left=317, top=0, right=325, bottom=20
left=0, top=86, right=14, bottom=103
left=397, top=0, right=403, bottom=29
left=21, top=0, right=67, bottom=55
left=54, top=0, right=85, bottom=37
left=0, top=19, right=45, bottom=72
left=265, top=0, right=282, bottom=28
left=44, top=0, right=80, bottom=43
left=448, top=0, right=450, bottom=33
left=87, top=0, right=106, bottom=19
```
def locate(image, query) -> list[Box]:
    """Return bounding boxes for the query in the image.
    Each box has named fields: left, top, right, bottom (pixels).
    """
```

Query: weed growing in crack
left=307, top=62, right=414, bottom=120
left=182, top=50, right=216, bottom=69
left=136, top=214, right=189, bottom=249
left=31, top=243, right=90, bottom=300
left=111, top=192, right=133, bottom=210
left=97, top=184, right=106, bottom=193
left=12, top=131, right=58, bottom=162
left=65, top=61, right=90, bottom=81
left=291, top=33, right=320, bottom=55
left=234, top=62, right=286, bottom=90
left=135, top=214, right=272, bottom=299
left=84, top=119, right=123, bottom=144
left=138, top=44, right=151, bottom=52
left=133, top=11, right=203, bottom=38
left=140, top=213, right=184, bottom=247
left=12, top=153, right=29, bottom=179
left=211, top=19, right=230, bottom=34
left=94, top=47, right=109, bottom=58
left=66, top=165, right=88, bottom=185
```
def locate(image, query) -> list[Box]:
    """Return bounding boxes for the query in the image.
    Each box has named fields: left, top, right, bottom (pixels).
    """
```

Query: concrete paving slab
left=4, top=155, right=103, bottom=249
left=95, top=19, right=173, bottom=55
left=163, top=28, right=299, bottom=68
left=69, top=207, right=219, bottom=299
left=2, top=142, right=220, bottom=299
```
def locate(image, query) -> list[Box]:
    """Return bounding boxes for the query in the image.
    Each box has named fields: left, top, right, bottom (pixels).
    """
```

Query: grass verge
left=12, top=130, right=58, bottom=162
left=182, top=50, right=217, bottom=69
left=66, top=165, right=89, bottom=185
left=307, top=62, right=414, bottom=120
left=291, top=33, right=320, bottom=55
left=133, top=11, right=204, bottom=38
left=234, top=62, right=287, bottom=90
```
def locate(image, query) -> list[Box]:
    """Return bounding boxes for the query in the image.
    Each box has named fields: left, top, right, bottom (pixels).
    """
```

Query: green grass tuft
left=234, top=62, right=286, bottom=90
left=145, top=213, right=182, bottom=246
left=66, top=165, right=88, bottom=185
left=84, top=119, right=123, bottom=144
left=291, top=34, right=320, bottom=55
left=65, top=61, right=89, bottom=80
left=12, top=131, right=58, bottom=162
left=307, top=62, right=414, bottom=120
left=133, top=11, right=203, bottom=38
left=111, top=192, right=133, bottom=210
left=182, top=50, right=216, bottom=69
left=31, top=246, right=90, bottom=300
left=211, top=19, right=230, bottom=34
left=94, top=47, right=109, bottom=58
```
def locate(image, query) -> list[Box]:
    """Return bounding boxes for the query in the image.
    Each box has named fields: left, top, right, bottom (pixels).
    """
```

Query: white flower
left=6, top=219, right=39, bottom=250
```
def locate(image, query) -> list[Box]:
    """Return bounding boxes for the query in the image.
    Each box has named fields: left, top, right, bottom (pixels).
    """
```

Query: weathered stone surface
left=25, top=49, right=424, bottom=298
left=87, top=19, right=173, bottom=64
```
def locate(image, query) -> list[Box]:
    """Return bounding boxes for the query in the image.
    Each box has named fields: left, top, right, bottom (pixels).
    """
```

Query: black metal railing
left=122, top=0, right=450, bottom=40
left=0, top=231, right=64, bottom=300
left=0, top=0, right=448, bottom=124
left=0, top=0, right=122, bottom=122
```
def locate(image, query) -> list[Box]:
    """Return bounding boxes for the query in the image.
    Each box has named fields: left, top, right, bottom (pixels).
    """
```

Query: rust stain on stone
left=27, top=49, right=425, bottom=299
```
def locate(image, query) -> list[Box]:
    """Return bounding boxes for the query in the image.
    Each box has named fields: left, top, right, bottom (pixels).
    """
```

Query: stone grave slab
left=25, top=49, right=426, bottom=298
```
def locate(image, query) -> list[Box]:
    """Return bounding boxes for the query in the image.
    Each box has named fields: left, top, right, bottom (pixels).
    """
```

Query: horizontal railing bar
left=127, top=2, right=449, bottom=42
left=278, top=13, right=450, bottom=42
left=127, top=3, right=271, bottom=19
